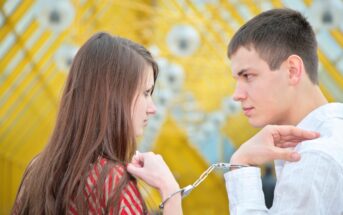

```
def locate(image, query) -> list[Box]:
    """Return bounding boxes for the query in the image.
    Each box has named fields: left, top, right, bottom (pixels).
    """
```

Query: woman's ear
left=286, top=55, right=304, bottom=85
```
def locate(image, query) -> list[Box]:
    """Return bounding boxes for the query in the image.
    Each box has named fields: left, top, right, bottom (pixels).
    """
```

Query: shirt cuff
left=224, top=167, right=266, bottom=209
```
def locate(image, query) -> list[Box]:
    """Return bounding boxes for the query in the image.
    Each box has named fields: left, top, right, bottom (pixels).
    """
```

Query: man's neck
left=286, top=86, right=328, bottom=125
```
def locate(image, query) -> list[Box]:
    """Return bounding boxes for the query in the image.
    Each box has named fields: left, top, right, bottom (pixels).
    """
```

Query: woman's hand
left=127, top=151, right=179, bottom=199
left=127, top=152, right=183, bottom=215
left=230, top=125, right=320, bottom=166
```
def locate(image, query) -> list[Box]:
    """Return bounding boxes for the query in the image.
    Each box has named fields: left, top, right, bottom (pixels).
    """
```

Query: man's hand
left=230, top=125, right=320, bottom=166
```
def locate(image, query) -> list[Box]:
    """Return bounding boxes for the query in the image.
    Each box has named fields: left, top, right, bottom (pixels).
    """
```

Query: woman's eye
left=144, top=91, right=150, bottom=97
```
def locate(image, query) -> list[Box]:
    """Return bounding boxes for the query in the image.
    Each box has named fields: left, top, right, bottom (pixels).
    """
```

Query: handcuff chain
left=159, top=162, right=250, bottom=210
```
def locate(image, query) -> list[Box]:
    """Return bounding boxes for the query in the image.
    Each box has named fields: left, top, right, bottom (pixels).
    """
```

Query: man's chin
left=248, top=118, right=267, bottom=128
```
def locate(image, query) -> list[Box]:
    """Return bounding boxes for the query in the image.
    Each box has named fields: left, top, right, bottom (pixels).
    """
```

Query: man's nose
left=232, top=83, right=247, bottom=102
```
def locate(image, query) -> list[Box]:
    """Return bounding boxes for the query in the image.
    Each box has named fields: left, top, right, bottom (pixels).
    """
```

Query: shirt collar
left=297, top=103, right=343, bottom=130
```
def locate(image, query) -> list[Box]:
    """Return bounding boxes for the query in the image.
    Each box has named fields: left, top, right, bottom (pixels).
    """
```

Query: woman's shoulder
left=95, top=157, right=145, bottom=214
left=97, top=157, right=126, bottom=176
left=95, top=157, right=140, bottom=189
left=84, top=157, right=126, bottom=192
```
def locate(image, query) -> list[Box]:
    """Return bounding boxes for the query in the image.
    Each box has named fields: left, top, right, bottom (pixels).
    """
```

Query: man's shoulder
left=320, top=114, right=343, bottom=133
left=295, top=131, right=343, bottom=167
left=297, top=112, right=343, bottom=153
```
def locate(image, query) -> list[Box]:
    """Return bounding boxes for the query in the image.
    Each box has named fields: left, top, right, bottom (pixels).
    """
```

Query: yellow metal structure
left=1, top=0, right=342, bottom=214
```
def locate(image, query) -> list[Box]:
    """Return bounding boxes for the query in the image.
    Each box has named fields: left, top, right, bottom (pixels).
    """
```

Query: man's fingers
left=277, top=126, right=305, bottom=137
left=273, top=147, right=301, bottom=162
left=276, top=126, right=319, bottom=139
left=275, top=137, right=318, bottom=148
left=274, top=127, right=320, bottom=146
left=275, top=141, right=301, bottom=148
left=275, top=135, right=319, bottom=147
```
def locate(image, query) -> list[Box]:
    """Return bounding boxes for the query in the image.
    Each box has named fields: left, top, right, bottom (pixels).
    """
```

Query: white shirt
left=224, top=103, right=343, bottom=215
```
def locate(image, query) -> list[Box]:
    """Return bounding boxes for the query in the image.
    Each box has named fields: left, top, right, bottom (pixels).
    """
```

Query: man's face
left=231, top=47, right=293, bottom=127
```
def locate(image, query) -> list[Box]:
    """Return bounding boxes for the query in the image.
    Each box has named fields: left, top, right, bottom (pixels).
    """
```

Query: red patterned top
left=68, top=157, right=145, bottom=215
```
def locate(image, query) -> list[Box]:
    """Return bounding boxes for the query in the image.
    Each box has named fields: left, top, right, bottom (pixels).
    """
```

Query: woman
left=12, top=32, right=180, bottom=215
left=12, top=32, right=319, bottom=215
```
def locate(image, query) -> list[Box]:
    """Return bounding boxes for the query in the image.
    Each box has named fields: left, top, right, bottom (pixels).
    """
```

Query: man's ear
left=286, top=55, right=304, bottom=85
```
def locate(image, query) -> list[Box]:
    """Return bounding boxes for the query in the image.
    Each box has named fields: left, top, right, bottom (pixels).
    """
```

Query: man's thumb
left=275, top=148, right=301, bottom=162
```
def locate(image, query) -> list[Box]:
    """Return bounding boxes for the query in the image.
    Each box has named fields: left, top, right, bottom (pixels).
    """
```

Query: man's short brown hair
left=228, top=8, right=318, bottom=84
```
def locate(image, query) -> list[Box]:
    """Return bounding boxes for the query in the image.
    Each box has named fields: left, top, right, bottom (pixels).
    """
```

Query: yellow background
left=1, top=0, right=342, bottom=214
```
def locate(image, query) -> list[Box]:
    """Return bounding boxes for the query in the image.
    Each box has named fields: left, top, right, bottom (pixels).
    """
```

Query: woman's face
left=132, top=65, right=157, bottom=137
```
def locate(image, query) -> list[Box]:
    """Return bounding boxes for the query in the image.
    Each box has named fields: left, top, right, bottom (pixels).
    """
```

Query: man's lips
left=242, top=107, right=254, bottom=116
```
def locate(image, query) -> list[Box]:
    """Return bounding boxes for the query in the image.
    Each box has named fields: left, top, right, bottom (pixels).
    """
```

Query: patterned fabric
left=69, top=158, right=145, bottom=215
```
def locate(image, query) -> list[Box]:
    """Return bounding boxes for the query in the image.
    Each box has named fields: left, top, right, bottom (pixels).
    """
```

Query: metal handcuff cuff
left=159, top=163, right=250, bottom=210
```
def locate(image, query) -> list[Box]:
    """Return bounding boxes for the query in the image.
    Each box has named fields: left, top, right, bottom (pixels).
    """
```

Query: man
left=225, top=8, right=343, bottom=214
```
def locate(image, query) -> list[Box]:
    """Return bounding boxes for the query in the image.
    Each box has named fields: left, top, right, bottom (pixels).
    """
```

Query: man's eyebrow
left=237, top=69, right=248, bottom=77
left=233, top=68, right=248, bottom=78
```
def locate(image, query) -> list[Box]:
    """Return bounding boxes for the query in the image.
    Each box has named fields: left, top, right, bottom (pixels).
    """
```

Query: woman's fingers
left=127, top=163, right=144, bottom=178
left=128, top=152, right=179, bottom=194
left=130, top=151, right=145, bottom=167
left=127, top=152, right=163, bottom=188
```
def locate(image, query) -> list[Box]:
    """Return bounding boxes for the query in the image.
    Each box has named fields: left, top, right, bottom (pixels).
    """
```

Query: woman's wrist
left=159, top=180, right=180, bottom=200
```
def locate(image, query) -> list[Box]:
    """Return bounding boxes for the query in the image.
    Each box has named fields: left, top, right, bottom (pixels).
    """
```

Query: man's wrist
left=230, top=153, right=250, bottom=166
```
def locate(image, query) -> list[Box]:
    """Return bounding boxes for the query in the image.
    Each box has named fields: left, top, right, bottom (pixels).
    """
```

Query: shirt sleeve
left=224, top=151, right=343, bottom=215
left=225, top=167, right=268, bottom=215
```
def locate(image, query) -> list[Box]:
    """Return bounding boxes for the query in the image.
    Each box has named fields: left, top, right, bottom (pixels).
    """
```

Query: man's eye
left=244, top=74, right=253, bottom=79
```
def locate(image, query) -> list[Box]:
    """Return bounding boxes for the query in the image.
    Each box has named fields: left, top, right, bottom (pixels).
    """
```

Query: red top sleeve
left=69, top=157, right=145, bottom=215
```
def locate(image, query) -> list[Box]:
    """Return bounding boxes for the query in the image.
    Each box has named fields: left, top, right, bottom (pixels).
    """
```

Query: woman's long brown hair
left=12, top=32, right=158, bottom=214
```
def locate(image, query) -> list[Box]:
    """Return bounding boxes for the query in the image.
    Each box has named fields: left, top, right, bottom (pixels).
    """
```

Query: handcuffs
left=159, top=163, right=250, bottom=209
